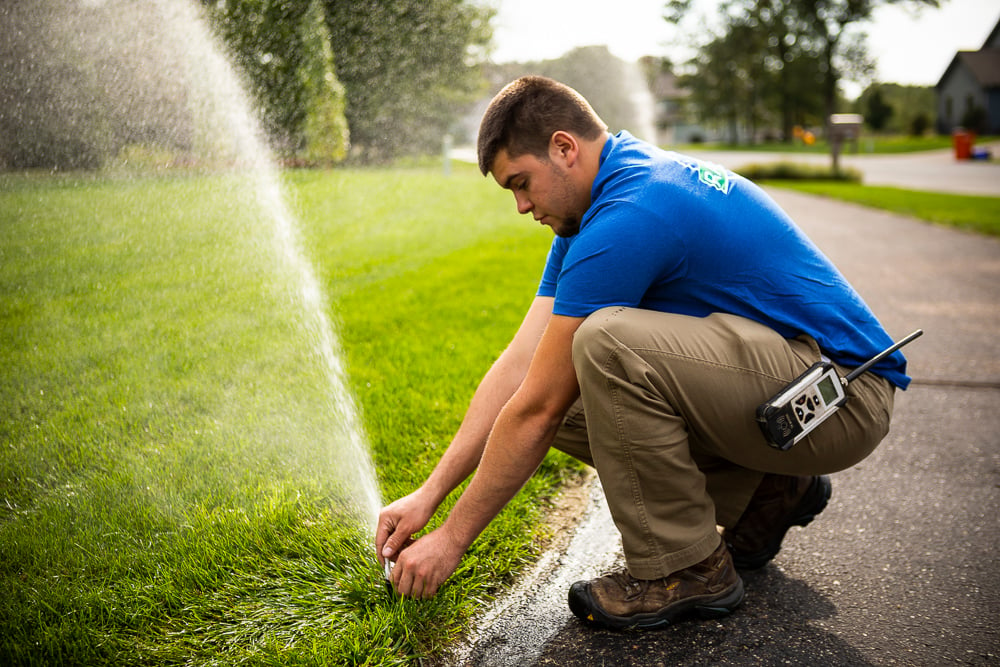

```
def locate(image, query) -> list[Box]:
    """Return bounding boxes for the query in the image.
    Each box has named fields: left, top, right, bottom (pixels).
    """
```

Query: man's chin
left=553, top=220, right=580, bottom=238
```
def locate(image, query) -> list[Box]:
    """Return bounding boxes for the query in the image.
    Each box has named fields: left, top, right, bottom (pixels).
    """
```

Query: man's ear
left=549, top=131, right=579, bottom=167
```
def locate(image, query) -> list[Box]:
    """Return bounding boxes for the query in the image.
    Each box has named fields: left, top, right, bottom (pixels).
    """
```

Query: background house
left=645, top=63, right=727, bottom=146
left=936, top=18, right=1000, bottom=134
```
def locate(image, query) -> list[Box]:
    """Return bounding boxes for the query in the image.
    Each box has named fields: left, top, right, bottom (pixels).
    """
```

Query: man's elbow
left=505, top=391, right=571, bottom=441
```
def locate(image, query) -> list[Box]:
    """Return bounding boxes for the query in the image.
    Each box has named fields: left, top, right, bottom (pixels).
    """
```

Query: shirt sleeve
left=536, top=237, right=569, bottom=298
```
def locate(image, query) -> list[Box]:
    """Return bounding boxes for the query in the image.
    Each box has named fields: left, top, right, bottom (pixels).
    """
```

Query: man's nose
left=514, top=192, right=533, bottom=215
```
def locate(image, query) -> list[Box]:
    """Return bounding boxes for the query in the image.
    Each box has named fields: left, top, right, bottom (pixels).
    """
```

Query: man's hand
left=375, top=489, right=437, bottom=564
left=387, top=526, right=466, bottom=598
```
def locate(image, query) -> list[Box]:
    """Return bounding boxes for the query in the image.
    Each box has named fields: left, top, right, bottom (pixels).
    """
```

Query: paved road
left=456, top=153, right=1000, bottom=666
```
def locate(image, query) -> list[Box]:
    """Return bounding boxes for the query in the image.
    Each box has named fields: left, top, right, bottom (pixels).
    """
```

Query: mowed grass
left=676, top=134, right=963, bottom=154
left=766, top=181, right=1000, bottom=237
left=0, top=163, right=576, bottom=664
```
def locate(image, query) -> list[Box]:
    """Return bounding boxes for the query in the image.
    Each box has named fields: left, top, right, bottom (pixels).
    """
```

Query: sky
left=486, top=0, right=1000, bottom=94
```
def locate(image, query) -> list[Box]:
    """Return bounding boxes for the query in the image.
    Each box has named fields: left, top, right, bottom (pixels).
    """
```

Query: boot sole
left=731, top=475, right=832, bottom=570
left=568, top=577, right=745, bottom=631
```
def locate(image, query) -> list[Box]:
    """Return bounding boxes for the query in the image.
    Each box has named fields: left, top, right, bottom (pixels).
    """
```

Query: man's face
left=491, top=148, right=585, bottom=238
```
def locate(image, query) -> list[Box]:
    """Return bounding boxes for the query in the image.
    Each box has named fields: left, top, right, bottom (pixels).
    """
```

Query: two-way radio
left=756, top=329, right=923, bottom=451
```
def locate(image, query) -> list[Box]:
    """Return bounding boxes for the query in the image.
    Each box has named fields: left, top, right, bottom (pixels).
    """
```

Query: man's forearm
left=438, top=313, right=584, bottom=550
left=440, top=399, right=563, bottom=551
left=419, top=344, right=533, bottom=506
left=383, top=311, right=581, bottom=598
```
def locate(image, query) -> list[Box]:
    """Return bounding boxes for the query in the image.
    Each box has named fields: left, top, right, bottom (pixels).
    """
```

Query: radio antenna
left=844, top=329, right=923, bottom=383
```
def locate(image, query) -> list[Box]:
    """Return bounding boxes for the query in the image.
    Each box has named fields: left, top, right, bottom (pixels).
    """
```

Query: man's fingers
left=376, top=509, right=414, bottom=561
left=374, top=524, right=391, bottom=561
left=382, top=536, right=398, bottom=559
left=381, top=529, right=412, bottom=559
left=395, top=565, right=428, bottom=599
left=374, top=515, right=398, bottom=562
left=391, top=557, right=413, bottom=597
left=391, top=544, right=446, bottom=599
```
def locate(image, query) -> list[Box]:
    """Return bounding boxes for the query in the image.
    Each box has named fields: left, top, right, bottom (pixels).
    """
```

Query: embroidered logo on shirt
left=698, top=162, right=731, bottom=194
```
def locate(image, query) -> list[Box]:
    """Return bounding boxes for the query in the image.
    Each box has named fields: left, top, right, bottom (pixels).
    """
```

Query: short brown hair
left=477, top=76, right=607, bottom=176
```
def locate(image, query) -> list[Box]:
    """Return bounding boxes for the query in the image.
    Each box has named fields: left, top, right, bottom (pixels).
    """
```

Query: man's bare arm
left=419, top=296, right=555, bottom=504
left=389, top=314, right=585, bottom=597
left=376, top=296, right=554, bottom=561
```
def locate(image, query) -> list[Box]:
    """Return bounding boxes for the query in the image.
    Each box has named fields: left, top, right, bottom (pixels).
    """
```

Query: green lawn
left=678, top=134, right=988, bottom=154
left=766, top=181, right=1000, bottom=237
left=0, top=163, right=578, bottom=665
left=2, top=160, right=995, bottom=665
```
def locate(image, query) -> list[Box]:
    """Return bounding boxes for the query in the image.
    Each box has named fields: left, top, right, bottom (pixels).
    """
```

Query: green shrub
left=735, top=161, right=862, bottom=182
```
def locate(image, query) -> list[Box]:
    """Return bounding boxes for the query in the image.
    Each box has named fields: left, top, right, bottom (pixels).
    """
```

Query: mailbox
left=829, top=114, right=863, bottom=172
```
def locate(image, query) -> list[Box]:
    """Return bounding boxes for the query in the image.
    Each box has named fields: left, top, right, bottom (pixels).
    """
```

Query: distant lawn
left=0, top=163, right=578, bottom=665
left=671, top=134, right=1000, bottom=159
left=678, top=134, right=994, bottom=154
left=764, top=181, right=1000, bottom=237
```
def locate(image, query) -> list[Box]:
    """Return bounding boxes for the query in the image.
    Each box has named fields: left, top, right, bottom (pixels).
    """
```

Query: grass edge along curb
left=762, top=180, right=1000, bottom=238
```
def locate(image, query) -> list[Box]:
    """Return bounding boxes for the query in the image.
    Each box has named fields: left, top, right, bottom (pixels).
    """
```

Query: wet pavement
left=455, top=151, right=1000, bottom=666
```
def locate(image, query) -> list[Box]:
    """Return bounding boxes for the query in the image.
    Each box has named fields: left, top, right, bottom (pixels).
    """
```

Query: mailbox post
left=828, top=114, right=863, bottom=174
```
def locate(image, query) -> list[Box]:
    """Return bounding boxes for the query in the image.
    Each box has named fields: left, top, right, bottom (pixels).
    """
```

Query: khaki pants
left=552, top=308, right=895, bottom=579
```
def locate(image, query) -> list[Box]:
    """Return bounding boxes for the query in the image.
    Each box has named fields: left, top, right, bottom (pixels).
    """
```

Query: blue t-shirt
left=538, top=131, right=910, bottom=389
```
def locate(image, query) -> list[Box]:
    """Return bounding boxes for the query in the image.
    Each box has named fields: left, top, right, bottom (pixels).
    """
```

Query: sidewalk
left=457, top=162, right=1000, bottom=665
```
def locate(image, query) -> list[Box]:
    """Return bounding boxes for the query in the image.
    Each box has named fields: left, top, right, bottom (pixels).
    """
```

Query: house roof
left=936, top=49, right=1000, bottom=89
left=984, top=16, right=1000, bottom=48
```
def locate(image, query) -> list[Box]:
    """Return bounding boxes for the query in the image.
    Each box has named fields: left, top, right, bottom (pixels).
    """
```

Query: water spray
left=151, top=0, right=383, bottom=530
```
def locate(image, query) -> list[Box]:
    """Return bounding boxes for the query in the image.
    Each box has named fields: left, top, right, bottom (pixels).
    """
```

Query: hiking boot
left=567, top=540, right=744, bottom=631
left=724, top=474, right=832, bottom=570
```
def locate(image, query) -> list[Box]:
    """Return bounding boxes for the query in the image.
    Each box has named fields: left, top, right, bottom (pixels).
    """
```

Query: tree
left=297, top=1, right=349, bottom=165
left=666, top=0, right=939, bottom=137
left=323, top=0, right=493, bottom=163
left=1, top=0, right=193, bottom=169
left=203, top=0, right=349, bottom=164
left=909, top=112, right=930, bottom=137
left=492, top=46, right=648, bottom=139
left=793, top=0, right=884, bottom=122
left=864, top=87, right=894, bottom=131
left=0, top=0, right=349, bottom=169
left=675, top=6, right=827, bottom=142
left=681, top=19, right=772, bottom=143
left=854, top=83, right=935, bottom=134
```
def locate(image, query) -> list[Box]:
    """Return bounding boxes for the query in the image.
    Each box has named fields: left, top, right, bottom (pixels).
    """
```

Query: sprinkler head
left=383, top=559, right=395, bottom=595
